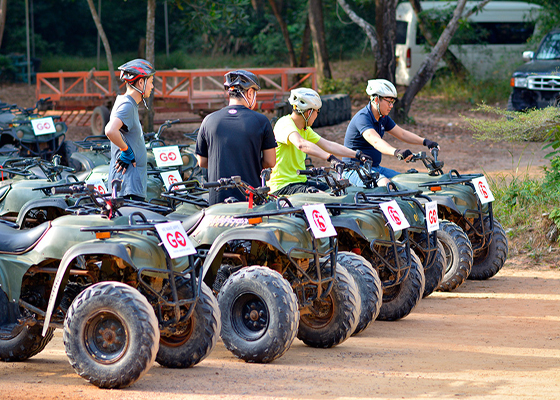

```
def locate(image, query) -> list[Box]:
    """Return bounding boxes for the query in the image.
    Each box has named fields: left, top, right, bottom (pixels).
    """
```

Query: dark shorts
left=272, top=180, right=329, bottom=196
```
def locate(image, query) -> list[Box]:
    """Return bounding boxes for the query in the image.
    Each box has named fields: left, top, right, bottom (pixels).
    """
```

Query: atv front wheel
left=377, top=250, right=425, bottom=321
left=422, top=239, right=446, bottom=298
left=337, top=252, right=382, bottom=335
left=156, top=280, right=221, bottom=368
left=218, top=266, right=299, bottom=363
left=469, top=218, right=508, bottom=280
left=297, top=264, right=360, bottom=347
left=63, top=282, right=159, bottom=389
left=437, top=220, right=473, bottom=292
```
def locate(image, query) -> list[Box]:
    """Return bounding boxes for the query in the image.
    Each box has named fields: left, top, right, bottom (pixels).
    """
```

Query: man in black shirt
left=196, top=70, right=277, bottom=204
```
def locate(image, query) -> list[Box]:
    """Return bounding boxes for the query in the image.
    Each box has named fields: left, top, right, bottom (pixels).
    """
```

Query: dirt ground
left=0, top=83, right=558, bottom=399
left=0, top=263, right=558, bottom=400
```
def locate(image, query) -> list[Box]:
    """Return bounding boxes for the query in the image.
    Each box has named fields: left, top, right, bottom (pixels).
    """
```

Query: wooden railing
left=36, top=67, right=317, bottom=113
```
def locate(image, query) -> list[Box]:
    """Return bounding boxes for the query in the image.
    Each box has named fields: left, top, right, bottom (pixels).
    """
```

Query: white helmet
left=289, top=88, right=322, bottom=113
left=366, top=79, right=398, bottom=99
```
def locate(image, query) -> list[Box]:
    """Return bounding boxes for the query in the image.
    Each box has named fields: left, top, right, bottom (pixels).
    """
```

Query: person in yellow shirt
left=269, top=88, right=371, bottom=195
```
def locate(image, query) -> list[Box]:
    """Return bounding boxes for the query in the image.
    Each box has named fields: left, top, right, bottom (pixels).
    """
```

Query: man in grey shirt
left=105, top=59, right=155, bottom=200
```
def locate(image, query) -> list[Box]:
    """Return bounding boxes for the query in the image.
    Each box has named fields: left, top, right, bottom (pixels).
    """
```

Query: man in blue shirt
left=343, top=79, right=439, bottom=186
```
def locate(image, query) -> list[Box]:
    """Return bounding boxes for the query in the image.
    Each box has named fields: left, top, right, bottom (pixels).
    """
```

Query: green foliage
left=421, top=74, right=512, bottom=105
left=462, top=105, right=560, bottom=142
left=488, top=172, right=555, bottom=239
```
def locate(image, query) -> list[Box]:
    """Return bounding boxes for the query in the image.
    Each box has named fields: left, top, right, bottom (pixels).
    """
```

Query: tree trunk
left=268, top=0, right=297, bottom=67
left=375, top=0, right=398, bottom=81
left=86, top=0, right=120, bottom=95
left=335, top=0, right=379, bottom=74
left=395, top=0, right=469, bottom=123
left=0, top=0, right=7, bottom=50
left=299, top=16, right=311, bottom=67
left=144, top=0, right=156, bottom=133
left=409, top=0, right=468, bottom=79
left=308, top=0, right=332, bottom=83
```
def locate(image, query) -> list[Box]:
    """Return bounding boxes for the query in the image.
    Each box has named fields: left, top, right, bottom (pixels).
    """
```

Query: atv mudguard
left=201, top=227, right=287, bottom=280
left=16, top=197, right=70, bottom=227
left=42, top=241, right=134, bottom=336
left=427, top=195, right=462, bottom=217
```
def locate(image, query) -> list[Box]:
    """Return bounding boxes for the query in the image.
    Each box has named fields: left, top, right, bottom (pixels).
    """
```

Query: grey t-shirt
left=107, top=94, right=147, bottom=198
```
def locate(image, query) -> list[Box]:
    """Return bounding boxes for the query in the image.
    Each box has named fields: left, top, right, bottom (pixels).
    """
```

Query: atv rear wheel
left=469, top=219, right=508, bottom=280
left=218, top=266, right=299, bottom=363
left=0, top=290, right=55, bottom=361
left=437, top=220, right=473, bottom=292
left=377, top=250, right=425, bottom=321
left=297, top=264, right=360, bottom=347
left=63, top=282, right=159, bottom=389
left=337, top=252, right=382, bottom=335
left=156, top=280, right=221, bottom=368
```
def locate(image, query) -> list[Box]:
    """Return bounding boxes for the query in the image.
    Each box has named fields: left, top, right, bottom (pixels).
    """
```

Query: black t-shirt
left=196, top=105, right=277, bottom=204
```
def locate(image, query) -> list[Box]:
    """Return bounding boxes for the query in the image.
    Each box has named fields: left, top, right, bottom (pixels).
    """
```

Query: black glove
left=355, top=150, right=373, bottom=163
left=327, top=154, right=342, bottom=164
left=423, top=138, right=439, bottom=149
left=394, top=148, right=412, bottom=161
left=116, top=146, right=135, bottom=172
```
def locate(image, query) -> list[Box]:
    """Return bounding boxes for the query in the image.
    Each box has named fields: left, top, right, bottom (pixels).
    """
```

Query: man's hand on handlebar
left=394, top=148, right=413, bottom=161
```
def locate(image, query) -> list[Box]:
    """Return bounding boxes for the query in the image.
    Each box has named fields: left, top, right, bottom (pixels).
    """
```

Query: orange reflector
left=429, top=186, right=442, bottom=192
left=96, top=232, right=111, bottom=239
left=248, top=217, right=262, bottom=225
left=510, top=77, right=515, bottom=87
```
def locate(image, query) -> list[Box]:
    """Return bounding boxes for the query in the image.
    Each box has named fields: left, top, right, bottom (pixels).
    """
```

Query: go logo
left=478, top=181, right=488, bottom=198
left=166, top=231, right=187, bottom=248
left=311, top=209, right=327, bottom=232
left=388, top=206, right=402, bottom=225
left=159, top=152, right=177, bottom=162
left=428, top=208, right=438, bottom=225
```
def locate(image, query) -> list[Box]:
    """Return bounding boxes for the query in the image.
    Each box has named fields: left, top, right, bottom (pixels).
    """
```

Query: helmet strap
left=127, top=79, right=150, bottom=109
left=373, top=96, right=384, bottom=118
left=239, top=89, right=256, bottom=109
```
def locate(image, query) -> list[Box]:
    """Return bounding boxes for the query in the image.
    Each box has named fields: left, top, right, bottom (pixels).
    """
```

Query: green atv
left=285, top=165, right=431, bottom=323
left=161, top=174, right=365, bottom=361
left=0, top=183, right=220, bottom=388
left=391, top=149, right=508, bottom=282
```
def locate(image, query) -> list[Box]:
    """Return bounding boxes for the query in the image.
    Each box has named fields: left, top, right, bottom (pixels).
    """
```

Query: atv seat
left=0, top=221, right=50, bottom=254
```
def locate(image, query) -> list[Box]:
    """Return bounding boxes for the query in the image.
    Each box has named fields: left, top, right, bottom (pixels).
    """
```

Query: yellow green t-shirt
left=269, top=115, right=321, bottom=193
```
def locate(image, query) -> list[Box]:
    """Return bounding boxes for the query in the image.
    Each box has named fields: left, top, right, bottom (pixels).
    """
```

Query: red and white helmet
left=118, top=59, right=156, bottom=84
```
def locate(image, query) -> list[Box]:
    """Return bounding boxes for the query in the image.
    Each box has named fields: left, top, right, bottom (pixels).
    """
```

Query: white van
left=395, top=1, right=541, bottom=86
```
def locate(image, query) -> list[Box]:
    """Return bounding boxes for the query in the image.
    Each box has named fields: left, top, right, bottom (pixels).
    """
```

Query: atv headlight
left=16, top=130, right=24, bottom=138
left=56, top=123, right=63, bottom=132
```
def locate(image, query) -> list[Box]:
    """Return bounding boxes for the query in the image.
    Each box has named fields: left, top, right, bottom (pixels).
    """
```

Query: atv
left=0, top=182, right=220, bottom=388
left=284, top=164, right=427, bottom=323
left=391, top=148, right=508, bottom=282
left=160, top=173, right=365, bottom=361
left=0, top=98, right=72, bottom=165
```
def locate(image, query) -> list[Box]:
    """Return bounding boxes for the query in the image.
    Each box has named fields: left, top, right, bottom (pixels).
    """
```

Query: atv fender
left=201, top=227, right=286, bottom=279
left=42, top=242, right=134, bottom=336
left=330, top=216, right=368, bottom=240
left=16, top=197, right=69, bottom=227
left=428, top=195, right=461, bottom=217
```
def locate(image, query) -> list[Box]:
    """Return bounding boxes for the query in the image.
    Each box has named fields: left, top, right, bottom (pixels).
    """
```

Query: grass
left=488, top=165, right=560, bottom=260
left=39, top=51, right=286, bottom=72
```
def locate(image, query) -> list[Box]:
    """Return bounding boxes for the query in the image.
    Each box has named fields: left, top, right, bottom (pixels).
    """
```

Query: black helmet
left=118, top=59, right=156, bottom=83
left=224, top=70, right=261, bottom=92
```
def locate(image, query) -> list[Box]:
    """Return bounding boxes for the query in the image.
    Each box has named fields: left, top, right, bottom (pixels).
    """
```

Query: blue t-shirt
left=343, top=103, right=396, bottom=167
